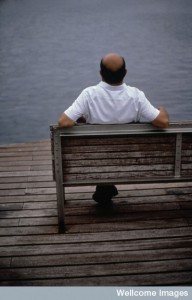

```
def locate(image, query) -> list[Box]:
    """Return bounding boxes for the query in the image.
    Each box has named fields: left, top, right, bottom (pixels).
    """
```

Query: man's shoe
left=92, top=185, right=118, bottom=204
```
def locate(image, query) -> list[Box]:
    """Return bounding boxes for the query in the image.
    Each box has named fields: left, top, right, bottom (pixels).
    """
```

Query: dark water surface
left=0, top=0, right=192, bottom=144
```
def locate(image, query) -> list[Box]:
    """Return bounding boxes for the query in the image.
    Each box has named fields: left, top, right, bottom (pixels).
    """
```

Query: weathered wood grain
left=1, top=271, right=192, bottom=286
left=1, top=259, right=192, bottom=281
left=0, top=138, right=192, bottom=286
left=1, top=237, right=192, bottom=257
left=10, top=247, right=192, bottom=268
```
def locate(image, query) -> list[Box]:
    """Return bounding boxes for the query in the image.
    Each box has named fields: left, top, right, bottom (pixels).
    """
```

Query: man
left=58, top=53, right=169, bottom=204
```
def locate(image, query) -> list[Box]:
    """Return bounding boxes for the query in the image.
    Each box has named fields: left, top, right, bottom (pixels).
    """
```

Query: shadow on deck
left=0, top=140, right=192, bottom=286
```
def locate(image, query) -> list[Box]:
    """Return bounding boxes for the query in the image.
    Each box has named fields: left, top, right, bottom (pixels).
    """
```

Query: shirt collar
left=98, top=81, right=126, bottom=91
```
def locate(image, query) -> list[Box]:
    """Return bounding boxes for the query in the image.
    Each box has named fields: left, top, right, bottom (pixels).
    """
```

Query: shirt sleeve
left=137, top=91, right=159, bottom=122
left=64, top=90, right=88, bottom=122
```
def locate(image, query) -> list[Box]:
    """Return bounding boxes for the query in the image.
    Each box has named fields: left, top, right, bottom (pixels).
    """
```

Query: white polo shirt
left=64, top=81, right=159, bottom=124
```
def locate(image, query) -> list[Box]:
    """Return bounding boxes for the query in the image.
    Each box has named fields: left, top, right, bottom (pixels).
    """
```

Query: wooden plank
left=0, top=209, right=57, bottom=219
left=0, top=177, right=32, bottom=184
left=0, top=181, right=55, bottom=190
left=16, top=215, right=188, bottom=230
left=183, top=143, right=192, bottom=150
left=0, top=226, right=58, bottom=236
left=63, top=202, right=181, bottom=216
left=30, top=165, right=53, bottom=171
left=3, top=217, right=187, bottom=234
left=3, top=271, right=191, bottom=286
left=0, top=165, right=52, bottom=172
left=0, top=166, right=30, bottom=172
left=0, top=237, right=192, bottom=257
left=0, top=170, right=52, bottom=178
left=0, top=149, right=51, bottom=155
left=0, top=186, right=54, bottom=196
left=27, top=175, right=54, bottom=182
left=63, top=151, right=175, bottom=160
left=0, top=259, right=192, bottom=281
left=179, top=201, right=192, bottom=209
left=68, top=190, right=192, bottom=202
left=182, top=163, right=192, bottom=170
left=64, top=210, right=187, bottom=226
left=0, top=189, right=26, bottom=196
left=18, top=217, right=58, bottom=226
left=0, top=194, right=56, bottom=203
left=63, top=157, right=175, bottom=167
left=23, top=202, right=56, bottom=209
left=0, top=259, right=191, bottom=280
left=0, top=258, right=11, bottom=268
left=0, top=203, right=23, bottom=210
left=62, top=143, right=175, bottom=153
left=66, top=218, right=188, bottom=234
left=0, top=160, right=52, bottom=167
left=0, top=140, right=50, bottom=149
left=0, top=201, right=181, bottom=219
left=1, top=271, right=192, bottom=286
left=62, top=135, right=176, bottom=146
left=0, top=227, right=191, bottom=246
left=0, top=219, right=19, bottom=226
left=64, top=164, right=174, bottom=174
left=17, top=209, right=185, bottom=227
left=64, top=182, right=192, bottom=193
left=0, top=156, right=33, bottom=162
left=63, top=170, right=174, bottom=182
left=1, top=201, right=55, bottom=211
left=0, top=151, right=51, bottom=157
left=25, top=187, right=56, bottom=195
left=10, top=247, right=192, bottom=268
left=32, top=155, right=52, bottom=161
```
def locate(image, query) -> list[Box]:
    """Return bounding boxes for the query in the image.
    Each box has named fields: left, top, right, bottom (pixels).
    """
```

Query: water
left=0, top=0, right=192, bottom=144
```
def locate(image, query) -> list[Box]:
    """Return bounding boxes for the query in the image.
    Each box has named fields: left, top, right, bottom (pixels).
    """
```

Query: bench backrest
left=50, top=123, right=192, bottom=186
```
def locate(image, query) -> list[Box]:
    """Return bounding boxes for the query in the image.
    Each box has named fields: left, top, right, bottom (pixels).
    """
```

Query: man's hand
left=151, top=106, right=169, bottom=128
left=58, top=113, right=76, bottom=128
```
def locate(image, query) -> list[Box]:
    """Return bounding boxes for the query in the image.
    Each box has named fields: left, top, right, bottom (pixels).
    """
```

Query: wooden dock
left=0, top=139, right=192, bottom=286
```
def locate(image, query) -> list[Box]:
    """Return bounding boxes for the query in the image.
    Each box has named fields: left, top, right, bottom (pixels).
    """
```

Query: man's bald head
left=102, top=53, right=125, bottom=71
left=100, top=53, right=127, bottom=85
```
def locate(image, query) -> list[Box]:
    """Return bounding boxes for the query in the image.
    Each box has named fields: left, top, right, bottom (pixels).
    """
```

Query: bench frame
left=50, top=122, right=192, bottom=233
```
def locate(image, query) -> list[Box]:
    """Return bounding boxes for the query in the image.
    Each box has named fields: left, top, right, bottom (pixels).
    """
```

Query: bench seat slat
left=61, top=135, right=175, bottom=146
left=182, top=150, right=192, bottom=157
left=64, top=164, right=174, bottom=174
left=63, top=176, right=192, bottom=187
left=63, top=151, right=175, bottom=161
left=63, top=170, right=174, bottom=183
left=63, top=157, right=175, bottom=167
left=62, top=143, right=175, bottom=153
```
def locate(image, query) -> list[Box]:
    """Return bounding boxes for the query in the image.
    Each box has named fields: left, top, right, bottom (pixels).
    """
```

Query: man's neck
left=102, top=80, right=123, bottom=86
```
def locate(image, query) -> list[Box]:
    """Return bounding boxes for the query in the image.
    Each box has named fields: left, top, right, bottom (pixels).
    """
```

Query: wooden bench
left=50, top=122, right=192, bottom=233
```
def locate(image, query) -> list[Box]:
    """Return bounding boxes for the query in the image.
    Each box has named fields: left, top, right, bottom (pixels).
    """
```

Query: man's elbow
left=157, top=117, right=169, bottom=128
left=152, top=107, right=170, bottom=129
left=151, top=116, right=169, bottom=129
left=162, top=117, right=169, bottom=128
left=58, top=113, right=75, bottom=128
left=58, top=120, right=75, bottom=128
left=58, top=120, right=65, bottom=128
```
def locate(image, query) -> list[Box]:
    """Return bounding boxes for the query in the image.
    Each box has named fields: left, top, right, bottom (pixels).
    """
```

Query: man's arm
left=58, top=112, right=76, bottom=128
left=151, top=106, right=169, bottom=128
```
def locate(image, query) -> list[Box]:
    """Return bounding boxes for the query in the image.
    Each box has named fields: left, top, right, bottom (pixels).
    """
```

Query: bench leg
left=53, top=131, right=66, bottom=233
left=56, top=182, right=66, bottom=233
left=59, top=222, right=65, bottom=234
